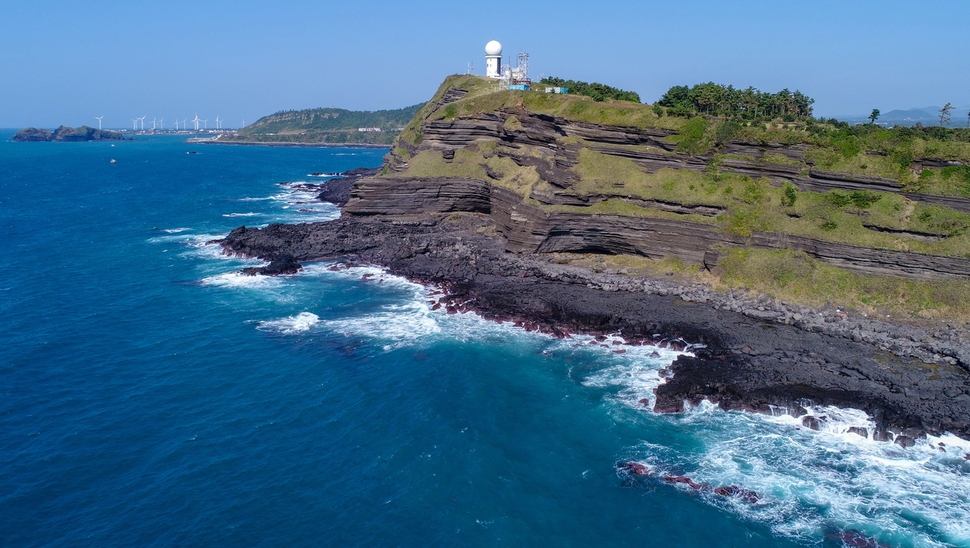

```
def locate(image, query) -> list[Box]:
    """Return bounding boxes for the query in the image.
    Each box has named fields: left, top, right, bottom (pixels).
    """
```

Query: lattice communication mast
left=513, top=52, right=529, bottom=84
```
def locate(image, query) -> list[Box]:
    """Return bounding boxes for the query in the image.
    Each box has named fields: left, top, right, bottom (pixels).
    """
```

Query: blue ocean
left=2, top=131, right=968, bottom=547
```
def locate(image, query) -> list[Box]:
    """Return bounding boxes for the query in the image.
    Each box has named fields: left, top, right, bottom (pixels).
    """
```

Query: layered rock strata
left=346, top=178, right=970, bottom=281
left=416, top=109, right=970, bottom=213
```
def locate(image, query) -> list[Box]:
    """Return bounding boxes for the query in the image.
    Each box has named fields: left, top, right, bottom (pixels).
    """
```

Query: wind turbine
left=214, top=115, right=221, bottom=129
left=202, top=119, right=208, bottom=130
left=151, top=117, right=157, bottom=131
left=94, top=116, right=104, bottom=130
left=191, top=114, right=200, bottom=131
left=158, top=118, right=163, bottom=130
left=181, top=118, right=188, bottom=131
left=132, top=118, right=139, bottom=130
left=138, top=116, right=146, bottom=130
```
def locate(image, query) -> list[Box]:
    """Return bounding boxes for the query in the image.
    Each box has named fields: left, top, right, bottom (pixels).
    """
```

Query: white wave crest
left=200, top=271, right=282, bottom=289
left=257, top=312, right=320, bottom=334
left=579, top=340, right=686, bottom=409
left=324, top=300, right=440, bottom=350
left=607, top=358, right=970, bottom=548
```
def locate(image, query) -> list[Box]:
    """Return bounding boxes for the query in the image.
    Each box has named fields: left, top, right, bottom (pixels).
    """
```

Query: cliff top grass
left=568, top=149, right=970, bottom=257
left=560, top=249, right=970, bottom=325
left=388, top=76, right=970, bottom=259
left=384, top=76, right=970, bottom=323
left=400, top=76, right=970, bottom=197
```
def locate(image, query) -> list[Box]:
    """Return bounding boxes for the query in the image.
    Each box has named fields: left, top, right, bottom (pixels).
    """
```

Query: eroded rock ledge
left=215, top=214, right=970, bottom=442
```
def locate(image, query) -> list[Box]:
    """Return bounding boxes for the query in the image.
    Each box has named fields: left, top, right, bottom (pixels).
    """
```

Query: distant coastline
left=192, top=139, right=391, bottom=149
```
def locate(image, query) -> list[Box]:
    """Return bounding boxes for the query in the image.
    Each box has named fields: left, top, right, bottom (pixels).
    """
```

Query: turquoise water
left=2, top=132, right=968, bottom=547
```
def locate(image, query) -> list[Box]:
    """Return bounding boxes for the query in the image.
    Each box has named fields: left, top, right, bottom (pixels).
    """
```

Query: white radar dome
left=485, top=40, right=502, bottom=56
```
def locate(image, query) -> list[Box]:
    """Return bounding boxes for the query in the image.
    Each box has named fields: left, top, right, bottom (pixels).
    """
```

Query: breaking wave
left=256, top=312, right=321, bottom=335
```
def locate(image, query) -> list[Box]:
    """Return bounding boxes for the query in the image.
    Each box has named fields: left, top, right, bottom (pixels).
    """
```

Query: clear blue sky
left=2, top=0, right=968, bottom=128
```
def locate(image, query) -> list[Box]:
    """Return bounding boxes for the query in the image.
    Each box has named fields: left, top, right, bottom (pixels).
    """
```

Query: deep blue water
left=2, top=132, right=968, bottom=547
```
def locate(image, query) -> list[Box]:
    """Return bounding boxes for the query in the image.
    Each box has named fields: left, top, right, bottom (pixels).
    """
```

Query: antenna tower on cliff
left=513, top=52, right=529, bottom=83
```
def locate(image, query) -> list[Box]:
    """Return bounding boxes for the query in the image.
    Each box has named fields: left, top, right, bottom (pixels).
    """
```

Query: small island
left=13, top=125, right=127, bottom=142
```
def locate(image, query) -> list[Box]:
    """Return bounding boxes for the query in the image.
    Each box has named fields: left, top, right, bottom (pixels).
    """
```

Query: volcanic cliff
left=219, top=75, right=970, bottom=442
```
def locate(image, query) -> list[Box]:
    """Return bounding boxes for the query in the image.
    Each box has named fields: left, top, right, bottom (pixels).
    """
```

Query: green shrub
left=831, top=134, right=861, bottom=158
left=539, top=76, right=640, bottom=102
left=781, top=184, right=798, bottom=207
left=941, top=165, right=970, bottom=183
left=825, top=190, right=882, bottom=209
left=676, top=117, right=709, bottom=154
left=890, top=147, right=914, bottom=170
left=715, top=120, right=740, bottom=147
left=668, top=104, right=694, bottom=117
left=740, top=178, right=768, bottom=205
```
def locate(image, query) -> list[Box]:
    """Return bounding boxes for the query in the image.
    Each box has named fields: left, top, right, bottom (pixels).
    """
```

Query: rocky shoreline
left=214, top=182, right=970, bottom=443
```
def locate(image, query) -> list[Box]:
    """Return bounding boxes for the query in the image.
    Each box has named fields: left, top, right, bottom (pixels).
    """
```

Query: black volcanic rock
left=317, top=167, right=381, bottom=206
left=241, top=254, right=303, bottom=276
left=215, top=214, right=970, bottom=441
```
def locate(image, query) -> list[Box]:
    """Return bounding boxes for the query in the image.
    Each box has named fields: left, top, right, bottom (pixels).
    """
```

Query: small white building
left=485, top=40, right=502, bottom=78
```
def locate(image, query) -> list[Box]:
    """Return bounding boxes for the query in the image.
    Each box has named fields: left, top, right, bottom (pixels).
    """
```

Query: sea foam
left=602, top=349, right=970, bottom=548
left=257, top=312, right=320, bottom=335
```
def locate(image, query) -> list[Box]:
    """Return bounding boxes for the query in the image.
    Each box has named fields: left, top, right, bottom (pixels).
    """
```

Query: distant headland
left=13, top=125, right=128, bottom=142
left=212, top=104, right=424, bottom=146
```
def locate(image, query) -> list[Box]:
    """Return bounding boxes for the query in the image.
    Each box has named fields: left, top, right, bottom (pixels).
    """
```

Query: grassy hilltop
left=382, top=75, right=970, bottom=322
left=220, top=104, right=424, bottom=145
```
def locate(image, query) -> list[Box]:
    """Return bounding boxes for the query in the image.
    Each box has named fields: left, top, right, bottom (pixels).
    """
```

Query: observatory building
left=485, top=40, right=502, bottom=78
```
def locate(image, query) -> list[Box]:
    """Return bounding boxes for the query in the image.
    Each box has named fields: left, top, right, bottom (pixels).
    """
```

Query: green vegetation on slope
left=383, top=75, right=970, bottom=322
left=240, top=104, right=423, bottom=135
left=657, top=82, right=814, bottom=120
left=568, top=149, right=970, bottom=255
left=538, top=77, right=640, bottom=103
left=714, top=248, right=970, bottom=322
left=222, top=104, right=424, bottom=145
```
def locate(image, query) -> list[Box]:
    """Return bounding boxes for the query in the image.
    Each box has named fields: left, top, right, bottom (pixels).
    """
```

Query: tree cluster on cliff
left=538, top=77, right=640, bottom=103
left=657, top=83, right=814, bottom=120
